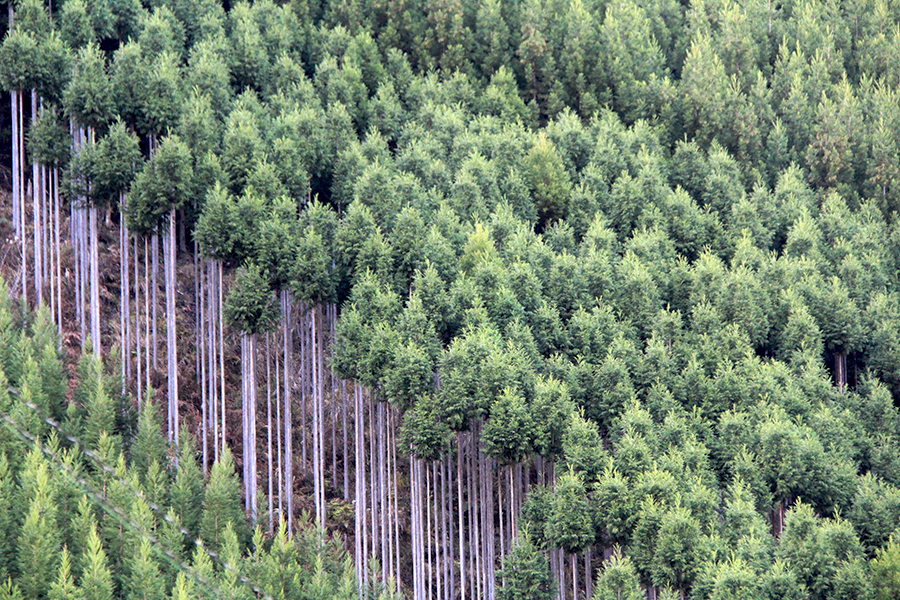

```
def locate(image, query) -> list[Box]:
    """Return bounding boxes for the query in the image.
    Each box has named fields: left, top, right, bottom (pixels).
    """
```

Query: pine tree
left=16, top=454, right=60, bottom=600
left=125, top=539, right=167, bottom=600
left=48, top=547, right=82, bottom=600
left=497, top=533, right=554, bottom=600
left=200, top=447, right=249, bottom=553
left=171, top=433, right=204, bottom=543
left=594, top=550, right=644, bottom=600
left=0, top=454, right=17, bottom=581
left=130, top=399, right=169, bottom=482
left=80, top=525, right=113, bottom=600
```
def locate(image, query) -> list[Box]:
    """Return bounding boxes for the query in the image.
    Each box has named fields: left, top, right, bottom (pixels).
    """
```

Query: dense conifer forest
left=1, top=0, right=900, bottom=598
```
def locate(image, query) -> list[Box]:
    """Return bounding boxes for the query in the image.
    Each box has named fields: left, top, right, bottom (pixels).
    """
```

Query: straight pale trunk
left=122, top=194, right=131, bottom=387
left=32, top=91, right=41, bottom=304
left=200, top=259, right=208, bottom=471
left=152, top=232, right=159, bottom=371
left=144, top=236, right=150, bottom=395
left=249, top=332, right=258, bottom=521
left=165, top=209, right=178, bottom=443
left=90, top=204, right=100, bottom=355
left=219, top=261, right=225, bottom=456
left=11, top=91, right=19, bottom=241
left=317, top=305, right=326, bottom=529
left=136, top=237, right=142, bottom=406
left=54, top=168, right=62, bottom=334
left=281, top=291, right=293, bottom=532
left=457, top=432, right=465, bottom=600
left=312, top=308, right=322, bottom=530
left=266, top=332, right=273, bottom=534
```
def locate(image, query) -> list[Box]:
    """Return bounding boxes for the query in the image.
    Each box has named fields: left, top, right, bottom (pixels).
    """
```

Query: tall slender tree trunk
left=122, top=193, right=131, bottom=387
left=312, top=307, right=322, bottom=530
left=355, top=383, right=367, bottom=589
left=165, top=209, right=178, bottom=443
left=342, top=378, right=349, bottom=502
left=219, top=261, right=225, bottom=456
left=32, top=91, right=41, bottom=305
left=11, top=91, right=19, bottom=242
left=249, top=332, right=258, bottom=522
left=266, top=332, right=273, bottom=534
left=585, top=550, right=592, bottom=600
left=391, top=410, right=401, bottom=594
left=136, top=236, right=142, bottom=407
left=152, top=232, right=159, bottom=371
left=457, top=432, right=465, bottom=600
left=200, top=260, right=208, bottom=471
left=281, top=290, right=293, bottom=533
left=144, top=236, right=150, bottom=395
left=89, top=203, right=100, bottom=355
left=276, top=328, right=282, bottom=521
left=317, top=305, right=326, bottom=530
left=54, top=168, right=61, bottom=334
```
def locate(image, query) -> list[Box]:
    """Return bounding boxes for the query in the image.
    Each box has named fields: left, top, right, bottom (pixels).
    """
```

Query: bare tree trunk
left=342, top=378, right=349, bottom=502
left=835, top=352, right=847, bottom=392
left=122, top=193, right=131, bottom=387
left=329, top=306, right=337, bottom=499
left=144, top=236, right=150, bottom=394
left=355, top=383, right=367, bottom=589
left=411, top=457, right=420, bottom=600
left=266, top=332, right=273, bottom=534
left=572, top=552, right=577, bottom=600
left=442, top=455, right=451, bottom=600
left=32, top=91, right=41, bottom=304
left=209, top=260, right=218, bottom=464
left=301, top=304, right=308, bottom=473
left=427, top=459, right=433, bottom=600
left=369, top=393, right=378, bottom=571
left=136, top=236, right=142, bottom=407
left=312, top=307, right=322, bottom=531
left=219, top=261, right=225, bottom=456
left=11, top=91, right=18, bottom=241
left=458, top=432, right=466, bottom=600
left=585, top=550, right=592, bottom=600
left=200, top=259, right=208, bottom=472
left=379, top=402, right=388, bottom=583
left=165, top=209, right=178, bottom=443
left=152, top=232, right=159, bottom=371
left=392, top=410, right=401, bottom=594
left=281, top=290, right=293, bottom=533
left=54, top=168, right=61, bottom=334
left=249, top=332, right=258, bottom=522
left=276, top=323, right=282, bottom=521
left=90, top=202, right=100, bottom=355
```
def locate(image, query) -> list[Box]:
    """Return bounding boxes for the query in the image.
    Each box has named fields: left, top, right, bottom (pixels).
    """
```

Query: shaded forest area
left=1, top=0, right=900, bottom=599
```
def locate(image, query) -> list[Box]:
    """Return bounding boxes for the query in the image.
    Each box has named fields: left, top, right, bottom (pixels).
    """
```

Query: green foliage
left=483, top=388, right=536, bottom=465
left=128, top=135, right=193, bottom=235
left=872, top=534, right=900, bottom=600
left=593, top=550, right=643, bottom=600
left=63, top=44, right=114, bottom=130
left=200, top=447, right=249, bottom=553
left=497, top=534, right=553, bottom=600
left=7, top=1, right=900, bottom=596
left=224, top=264, right=279, bottom=335
left=545, top=470, right=593, bottom=553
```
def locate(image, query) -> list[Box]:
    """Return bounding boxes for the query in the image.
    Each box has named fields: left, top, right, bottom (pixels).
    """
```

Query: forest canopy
left=1, top=0, right=900, bottom=599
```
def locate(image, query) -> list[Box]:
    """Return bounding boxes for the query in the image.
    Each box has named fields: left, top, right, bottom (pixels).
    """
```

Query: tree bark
left=457, top=432, right=466, bottom=600
left=281, top=290, right=293, bottom=533
left=165, top=209, right=178, bottom=443
left=90, top=203, right=100, bottom=355
left=32, top=90, right=41, bottom=304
